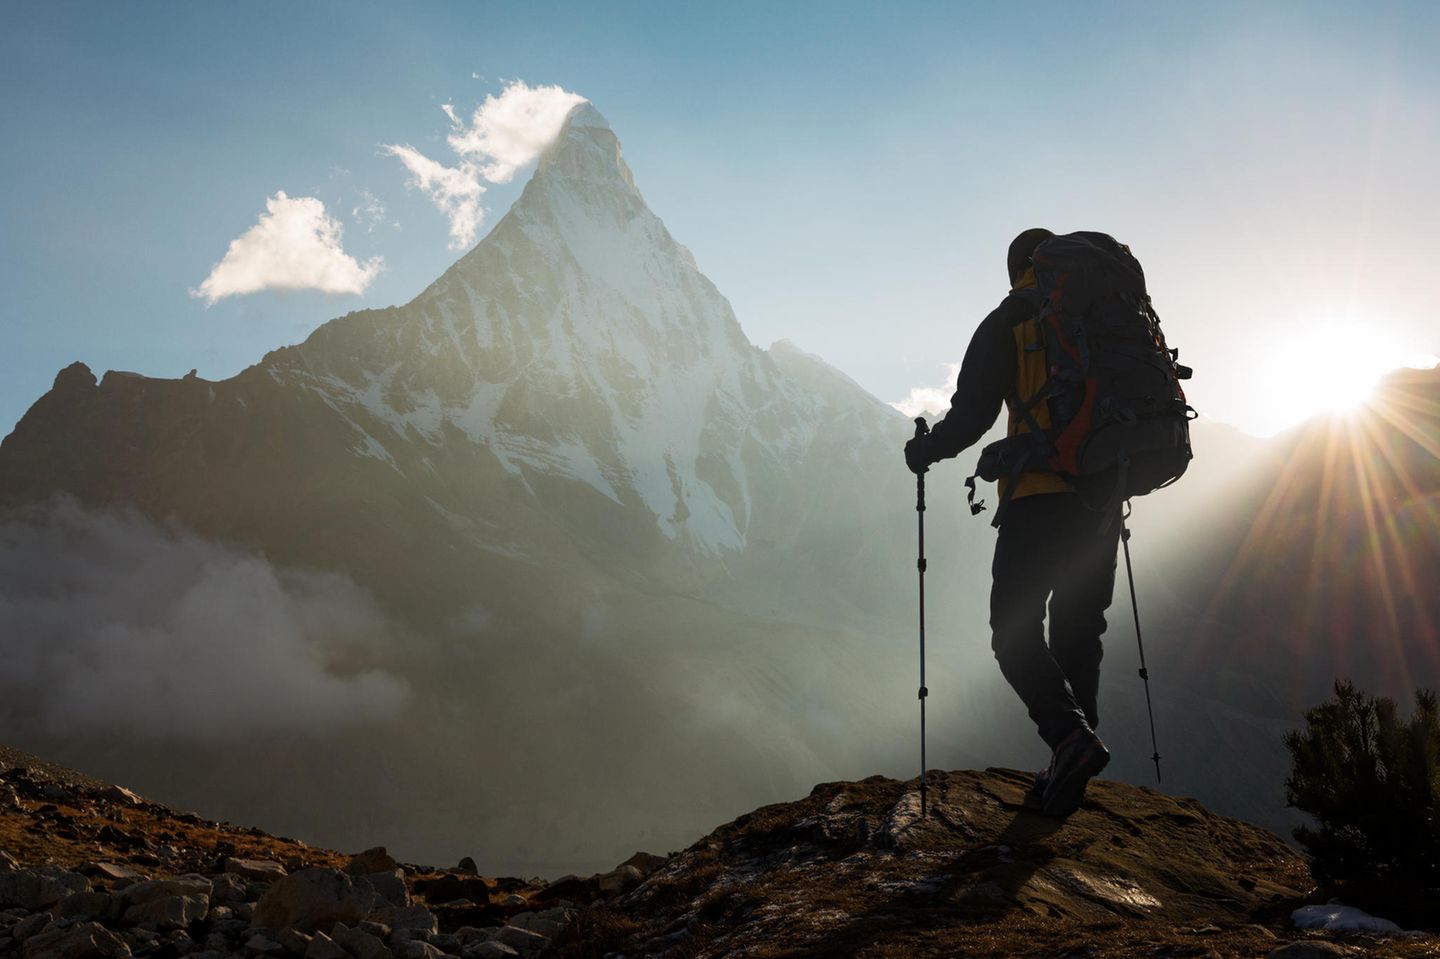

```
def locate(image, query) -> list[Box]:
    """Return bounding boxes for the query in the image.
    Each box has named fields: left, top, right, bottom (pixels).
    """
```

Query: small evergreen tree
left=1284, top=680, right=1439, bottom=924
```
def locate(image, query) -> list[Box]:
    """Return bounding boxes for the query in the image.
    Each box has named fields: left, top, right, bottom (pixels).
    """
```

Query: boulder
left=0, top=868, right=92, bottom=910
left=343, top=848, right=398, bottom=876
left=253, top=869, right=377, bottom=933
left=494, top=925, right=548, bottom=955
left=120, top=877, right=211, bottom=907
left=455, top=857, right=478, bottom=876
left=357, top=870, right=409, bottom=908
left=394, top=941, right=444, bottom=959
left=77, top=864, right=143, bottom=883
left=595, top=865, right=643, bottom=897
left=276, top=927, right=312, bottom=955
left=12, top=913, right=51, bottom=942
left=463, top=944, right=518, bottom=959
left=373, top=903, right=437, bottom=938
left=0, top=849, right=19, bottom=871
left=96, top=786, right=141, bottom=807
left=328, top=923, right=390, bottom=959
left=20, top=920, right=128, bottom=959
left=208, top=873, right=248, bottom=905
left=509, top=906, right=573, bottom=939
left=303, top=931, right=349, bottom=959
left=224, top=859, right=288, bottom=881
left=123, top=894, right=209, bottom=929
left=245, top=932, right=286, bottom=956
left=56, top=892, right=124, bottom=922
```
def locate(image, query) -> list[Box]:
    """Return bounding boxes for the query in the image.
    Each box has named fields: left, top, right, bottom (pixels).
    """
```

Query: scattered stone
left=245, top=932, right=287, bottom=956
left=123, top=893, right=209, bottom=929
left=373, top=903, right=438, bottom=938
left=456, top=857, right=478, bottom=875
left=121, top=877, right=211, bottom=907
left=77, top=863, right=144, bottom=883
left=494, top=925, right=548, bottom=955
left=20, top=919, right=129, bottom=958
left=1267, top=943, right=1359, bottom=959
left=0, top=866, right=92, bottom=910
left=96, top=786, right=142, bottom=807
left=12, top=912, right=50, bottom=942
left=303, top=930, right=348, bottom=959
left=276, top=927, right=313, bottom=955
left=56, top=891, right=124, bottom=922
left=595, top=864, right=643, bottom=897
left=464, top=941, right=519, bottom=959
left=329, top=923, right=389, bottom=959
left=395, top=940, right=445, bottom=959
left=343, top=848, right=398, bottom=876
left=357, top=869, right=409, bottom=908
left=224, top=858, right=288, bottom=881
left=509, top=906, right=572, bottom=939
left=252, top=869, right=377, bottom=933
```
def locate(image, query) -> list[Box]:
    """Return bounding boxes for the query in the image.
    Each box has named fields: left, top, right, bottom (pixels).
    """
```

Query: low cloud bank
left=192, top=192, right=383, bottom=304
left=0, top=501, right=408, bottom=742
left=385, top=80, right=586, bottom=249
left=891, top=361, right=961, bottom=418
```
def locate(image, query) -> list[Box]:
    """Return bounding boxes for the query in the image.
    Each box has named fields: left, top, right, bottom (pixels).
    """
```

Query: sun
left=1253, top=320, right=1437, bottom=435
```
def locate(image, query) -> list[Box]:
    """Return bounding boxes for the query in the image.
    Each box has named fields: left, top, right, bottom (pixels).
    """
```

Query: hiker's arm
left=925, top=303, right=1014, bottom=461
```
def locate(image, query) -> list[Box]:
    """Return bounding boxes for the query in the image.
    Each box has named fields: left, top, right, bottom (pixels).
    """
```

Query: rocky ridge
left=0, top=746, right=662, bottom=959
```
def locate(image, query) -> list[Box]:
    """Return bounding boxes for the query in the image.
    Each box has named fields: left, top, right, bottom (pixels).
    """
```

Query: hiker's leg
left=991, top=493, right=1089, bottom=750
left=1049, top=502, right=1122, bottom=731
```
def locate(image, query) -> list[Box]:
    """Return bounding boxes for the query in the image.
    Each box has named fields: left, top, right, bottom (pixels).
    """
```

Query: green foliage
left=1284, top=680, right=1440, bottom=900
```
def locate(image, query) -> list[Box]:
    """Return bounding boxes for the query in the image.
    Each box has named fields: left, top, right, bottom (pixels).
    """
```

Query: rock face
left=558, top=769, right=1325, bottom=958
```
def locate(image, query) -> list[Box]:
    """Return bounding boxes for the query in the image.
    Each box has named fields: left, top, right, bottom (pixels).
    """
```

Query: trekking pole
left=1120, top=502, right=1162, bottom=783
left=913, top=417, right=930, bottom=817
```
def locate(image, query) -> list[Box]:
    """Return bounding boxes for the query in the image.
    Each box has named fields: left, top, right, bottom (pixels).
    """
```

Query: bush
left=1284, top=680, right=1439, bottom=923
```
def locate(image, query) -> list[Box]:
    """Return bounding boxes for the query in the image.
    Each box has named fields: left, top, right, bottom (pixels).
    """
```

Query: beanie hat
left=1007, top=228, right=1055, bottom=286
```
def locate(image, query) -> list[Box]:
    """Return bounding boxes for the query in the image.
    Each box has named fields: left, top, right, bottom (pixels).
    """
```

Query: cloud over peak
left=385, top=80, right=587, bottom=250
left=193, top=192, right=382, bottom=305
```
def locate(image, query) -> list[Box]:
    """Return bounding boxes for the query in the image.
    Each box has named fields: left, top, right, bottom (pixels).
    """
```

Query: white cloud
left=891, top=362, right=961, bottom=418
left=384, top=80, right=586, bottom=249
left=381, top=144, right=486, bottom=250
left=0, top=501, right=409, bottom=743
left=192, top=192, right=382, bottom=305
left=351, top=189, right=387, bottom=233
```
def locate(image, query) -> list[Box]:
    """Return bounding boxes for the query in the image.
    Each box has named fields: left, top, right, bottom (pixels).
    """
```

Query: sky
left=3, top=0, right=1438, bottom=439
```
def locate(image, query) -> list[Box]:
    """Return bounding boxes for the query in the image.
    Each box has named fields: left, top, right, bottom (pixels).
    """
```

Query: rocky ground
left=2, top=747, right=1433, bottom=958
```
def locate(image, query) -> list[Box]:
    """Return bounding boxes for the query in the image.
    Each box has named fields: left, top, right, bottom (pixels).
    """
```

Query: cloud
left=891, top=362, right=961, bottom=418
left=351, top=189, right=387, bottom=233
left=385, top=80, right=586, bottom=249
left=192, top=192, right=383, bottom=305
left=0, top=501, right=409, bottom=743
left=381, top=144, right=486, bottom=250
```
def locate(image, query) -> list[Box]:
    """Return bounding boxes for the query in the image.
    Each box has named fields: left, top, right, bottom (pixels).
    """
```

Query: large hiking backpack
left=970, top=231, right=1194, bottom=524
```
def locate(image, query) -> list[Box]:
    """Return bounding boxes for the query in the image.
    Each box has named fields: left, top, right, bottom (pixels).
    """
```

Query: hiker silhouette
left=905, top=228, right=1167, bottom=816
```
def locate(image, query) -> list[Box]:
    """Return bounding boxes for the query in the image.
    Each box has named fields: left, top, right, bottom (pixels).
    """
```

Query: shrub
left=1284, top=680, right=1439, bottom=924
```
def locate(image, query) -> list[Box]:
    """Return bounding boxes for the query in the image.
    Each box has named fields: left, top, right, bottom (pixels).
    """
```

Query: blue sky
left=4, top=1, right=1438, bottom=437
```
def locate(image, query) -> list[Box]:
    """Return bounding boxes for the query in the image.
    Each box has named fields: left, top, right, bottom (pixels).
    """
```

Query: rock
left=0, top=849, right=18, bottom=871
left=595, top=865, right=643, bottom=897
left=303, top=931, right=349, bottom=959
left=509, top=906, right=572, bottom=939
left=618, top=851, right=668, bottom=877
left=0, top=867, right=92, bottom=910
left=206, top=905, right=233, bottom=922
left=96, top=786, right=141, bottom=807
left=463, top=941, right=518, bottom=959
left=357, top=870, right=409, bottom=908
left=20, top=920, right=129, bottom=958
left=225, top=859, right=288, bottom=881
left=77, top=863, right=144, bottom=883
left=276, top=927, right=312, bottom=955
left=13, top=913, right=51, bottom=942
left=453, top=927, right=496, bottom=945
left=1, top=785, right=19, bottom=809
left=329, top=924, right=389, bottom=959
left=503, top=894, right=526, bottom=907
left=123, top=894, right=209, bottom=929
left=394, top=941, right=444, bottom=959
left=1267, top=943, right=1359, bottom=958
left=245, top=932, right=286, bottom=956
left=56, top=891, right=124, bottom=922
left=208, top=873, right=248, bottom=905
left=120, top=877, right=211, bottom=907
left=343, top=848, right=398, bottom=876
left=455, top=857, right=478, bottom=876
left=374, top=903, right=437, bottom=938
left=430, top=933, right=461, bottom=953
left=38, top=783, right=74, bottom=803
left=253, top=869, right=377, bottom=933
left=494, top=925, right=548, bottom=956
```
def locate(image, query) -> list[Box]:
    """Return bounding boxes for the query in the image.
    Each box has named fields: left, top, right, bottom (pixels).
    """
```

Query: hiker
left=903, top=228, right=1120, bottom=817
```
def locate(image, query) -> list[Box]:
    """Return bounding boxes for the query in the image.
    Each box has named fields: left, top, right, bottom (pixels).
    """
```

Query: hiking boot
left=1041, top=727, right=1109, bottom=817
left=1024, top=758, right=1054, bottom=809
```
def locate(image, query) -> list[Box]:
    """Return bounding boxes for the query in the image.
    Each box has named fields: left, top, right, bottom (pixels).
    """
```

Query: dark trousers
left=990, top=492, right=1122, bottom=751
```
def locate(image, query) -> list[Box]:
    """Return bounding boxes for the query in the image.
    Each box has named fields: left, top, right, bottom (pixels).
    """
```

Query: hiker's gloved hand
left=904, top=434, right=931, bottom=475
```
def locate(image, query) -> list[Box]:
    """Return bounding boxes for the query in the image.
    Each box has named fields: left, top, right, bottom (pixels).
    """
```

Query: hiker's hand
left=904, top=435, right=931, bottom=475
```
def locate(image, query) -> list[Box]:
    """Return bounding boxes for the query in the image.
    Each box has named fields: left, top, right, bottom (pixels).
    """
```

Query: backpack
left=968, top=231, right=1194, bottom=525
